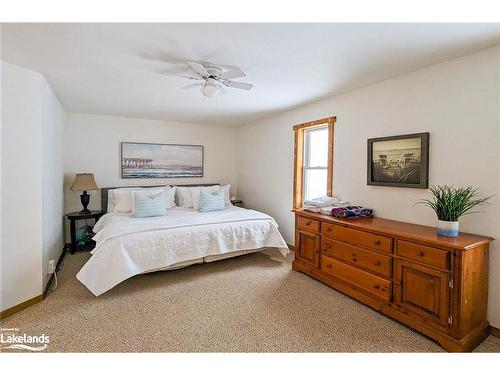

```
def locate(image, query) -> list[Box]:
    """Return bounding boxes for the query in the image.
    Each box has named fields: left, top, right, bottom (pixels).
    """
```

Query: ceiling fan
left=180, top=61, right=253, bottom=97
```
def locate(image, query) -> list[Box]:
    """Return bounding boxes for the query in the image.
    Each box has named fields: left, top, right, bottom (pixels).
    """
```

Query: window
left=293, top=117, right=335, bottom=209
left=304, top=126, right=329, bottom=201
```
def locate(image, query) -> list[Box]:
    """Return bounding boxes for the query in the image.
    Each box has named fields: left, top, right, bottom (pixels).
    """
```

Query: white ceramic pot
left=437, top=220, right=459, bottom=237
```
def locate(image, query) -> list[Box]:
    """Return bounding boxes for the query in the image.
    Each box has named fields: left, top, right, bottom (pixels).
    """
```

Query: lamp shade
left=71, top=173, right=98, bottom=191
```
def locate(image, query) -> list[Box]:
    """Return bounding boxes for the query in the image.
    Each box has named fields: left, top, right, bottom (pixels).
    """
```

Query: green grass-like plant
left=416, top=185, right=492, bottom=222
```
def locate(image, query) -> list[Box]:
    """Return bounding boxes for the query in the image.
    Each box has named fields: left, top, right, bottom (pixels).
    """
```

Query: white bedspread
left=76, top=206, right=288, bottom=296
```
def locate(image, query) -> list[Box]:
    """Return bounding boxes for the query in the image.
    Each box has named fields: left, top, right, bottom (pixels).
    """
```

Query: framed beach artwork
left=121, top=142, right=204, bottom=178
left=367, top=132, right=429, bottom=188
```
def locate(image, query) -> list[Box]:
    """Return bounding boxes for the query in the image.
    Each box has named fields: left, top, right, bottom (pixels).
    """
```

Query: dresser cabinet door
left=394, top=260, right=450, bottom=327
left=295, top=229, right=320, bottom=267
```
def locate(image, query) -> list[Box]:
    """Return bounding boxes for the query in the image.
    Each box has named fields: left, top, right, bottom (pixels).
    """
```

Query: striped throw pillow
left=199, top=189, right=226, bottom=212
left=132, top=190, right=166, bottom=218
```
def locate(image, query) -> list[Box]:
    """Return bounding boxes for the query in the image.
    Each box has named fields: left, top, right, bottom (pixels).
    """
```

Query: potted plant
left=416, top=185, right=492, bottom=237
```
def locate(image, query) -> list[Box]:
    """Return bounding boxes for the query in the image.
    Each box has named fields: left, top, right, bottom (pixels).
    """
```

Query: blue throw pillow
left=199, top=189, right=226, bottom=212
left=132, top=190, right=166, bottom=218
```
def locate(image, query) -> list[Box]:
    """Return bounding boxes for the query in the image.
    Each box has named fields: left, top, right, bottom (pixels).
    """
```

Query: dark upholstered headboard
left=101, top=183, right=219, bottom=213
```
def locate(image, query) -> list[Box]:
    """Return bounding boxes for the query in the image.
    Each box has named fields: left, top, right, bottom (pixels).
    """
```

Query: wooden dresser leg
left=438, top=321, right=490, bottom=352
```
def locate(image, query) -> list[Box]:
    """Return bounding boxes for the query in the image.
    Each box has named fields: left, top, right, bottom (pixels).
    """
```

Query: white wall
left=63, top=113, right=238, bottom=215
left=41, top=79, right=66, bottom=287
left=1, top=62, right=44, bottom=310
left=237, top=46, right=500, bottom=326
left=0, top=61, right=66, bottom=310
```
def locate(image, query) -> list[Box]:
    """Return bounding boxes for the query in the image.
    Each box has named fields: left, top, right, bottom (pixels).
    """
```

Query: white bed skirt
left=144, top=247, right=274, bottom=273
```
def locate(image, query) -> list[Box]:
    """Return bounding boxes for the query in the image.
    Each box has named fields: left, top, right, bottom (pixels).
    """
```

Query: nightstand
left=232, top=200, right=244, bottom=208
left=66, top=211, right=104, bottom=254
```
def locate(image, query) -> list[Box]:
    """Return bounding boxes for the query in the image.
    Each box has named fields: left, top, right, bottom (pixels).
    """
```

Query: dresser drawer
left=321, top=223, right=392, bottom=253
left=321, top=238, right=391, bottom=277
left=320, top=256, right=391, bottom=301
left=297, top=216, right=320, bottom=232
left=396, top=240, right=450, bottom=269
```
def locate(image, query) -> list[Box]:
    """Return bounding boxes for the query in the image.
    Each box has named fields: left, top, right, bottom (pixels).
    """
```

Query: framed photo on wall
left=367, top=132, right=429, bottom=188
left=121, top=142, right=204, bottom=178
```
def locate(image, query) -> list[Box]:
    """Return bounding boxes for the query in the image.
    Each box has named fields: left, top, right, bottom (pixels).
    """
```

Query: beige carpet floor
left=1, top=249, right=499, bottom=352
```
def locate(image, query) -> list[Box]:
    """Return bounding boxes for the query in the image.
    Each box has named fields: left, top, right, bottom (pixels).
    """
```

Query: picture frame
left=121, top=142, right=204, bottom=179
left=367, top=132, right=429, bottom=188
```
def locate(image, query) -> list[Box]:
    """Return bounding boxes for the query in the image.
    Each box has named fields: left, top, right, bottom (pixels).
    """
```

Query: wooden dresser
left=292, top=209, right=493, bottom=352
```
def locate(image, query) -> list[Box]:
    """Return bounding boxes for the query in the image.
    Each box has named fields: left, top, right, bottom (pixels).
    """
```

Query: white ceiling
left=2, top=23, right=500, bottom=126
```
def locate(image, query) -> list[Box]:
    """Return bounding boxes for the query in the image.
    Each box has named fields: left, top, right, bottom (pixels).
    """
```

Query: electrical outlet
left=47, top=259, right=55, bottom=274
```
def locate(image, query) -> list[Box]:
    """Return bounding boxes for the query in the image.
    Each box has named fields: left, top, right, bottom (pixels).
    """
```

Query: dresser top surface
left=294, top=209, right=493, bottom=250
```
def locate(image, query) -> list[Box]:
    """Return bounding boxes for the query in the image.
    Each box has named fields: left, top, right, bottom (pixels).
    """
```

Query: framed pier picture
left=121, top=142, right=204, bottom=178
left=367, top=132, right=429, bottom=188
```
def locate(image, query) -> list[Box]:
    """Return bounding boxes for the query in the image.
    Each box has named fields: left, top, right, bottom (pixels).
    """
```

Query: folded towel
left=303, top=201, right=350, bottom=215
left=303, top=206, right=321, bottom=213
left=303, top=195, right=340, bottom=207
left=320, top=202, right=350, bottom=215
left=331, top=206, right=373, bottom=220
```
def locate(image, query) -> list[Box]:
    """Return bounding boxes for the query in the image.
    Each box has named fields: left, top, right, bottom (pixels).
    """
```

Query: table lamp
left=70, top=173, right=99, bottom=214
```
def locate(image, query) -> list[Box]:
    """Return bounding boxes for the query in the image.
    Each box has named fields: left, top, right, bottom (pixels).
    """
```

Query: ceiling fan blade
left=224, top=81, right=253, bottom=90
left=187, top=61, right=210, bottom=78
left=219, top=69, right=246, bottom=80
left=181, top=83, right=204, bottom=89
left=178, top=75, right=204, bottom=81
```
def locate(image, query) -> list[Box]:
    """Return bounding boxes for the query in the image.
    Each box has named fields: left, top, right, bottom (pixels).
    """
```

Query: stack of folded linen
left=303, top=196, right=350, bottom=214
left=318, top=203, right=350, bottom=215
left=331, top=206, right=373, bottom=220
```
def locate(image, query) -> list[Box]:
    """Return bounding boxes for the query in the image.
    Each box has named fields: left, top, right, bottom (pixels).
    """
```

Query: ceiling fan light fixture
left=201, top=83, right=220, bottom=97
left=183, top=61, right=252, bottom=97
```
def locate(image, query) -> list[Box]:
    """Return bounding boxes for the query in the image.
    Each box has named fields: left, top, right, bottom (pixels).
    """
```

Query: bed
left=76, top=184, right=289, bottom=296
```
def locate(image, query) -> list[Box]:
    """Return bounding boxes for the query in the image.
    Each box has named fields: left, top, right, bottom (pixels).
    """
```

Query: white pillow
left=221, top=184, right=231, bottom=206
left=175, top=186, right=194, bottom=208
left=113, top=188, right=143, bottom=213
left=164, top=186, right=176, bottom=208
left=142, top=186, right=176, bottom=209
left=107, top=190, right=115, bottom=212
left=191, top=185, right=221, bottom=210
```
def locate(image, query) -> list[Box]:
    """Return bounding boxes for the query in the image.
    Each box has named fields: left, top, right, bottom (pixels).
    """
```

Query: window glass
left=303, top=125, right=329, bottom=201
left=306, top=127, right=328, bottom=167
left=304, top=169, right=327, bottom=201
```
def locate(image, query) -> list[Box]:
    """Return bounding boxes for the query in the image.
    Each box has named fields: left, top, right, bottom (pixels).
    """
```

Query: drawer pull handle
left=373, top=285, right=380, bottom=290
left=373, top=240, right=381, bottom=245
left=327, top=227, right=332, bottom=231
left=324, top=244, right=331, bottom=249
left=305, top=221, right=311, bottom=226
left=416, top=251, right=425, bottom=257
left=326, top=264, right=332, bottom=268
left=373, top=261, right=381, bottom=266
